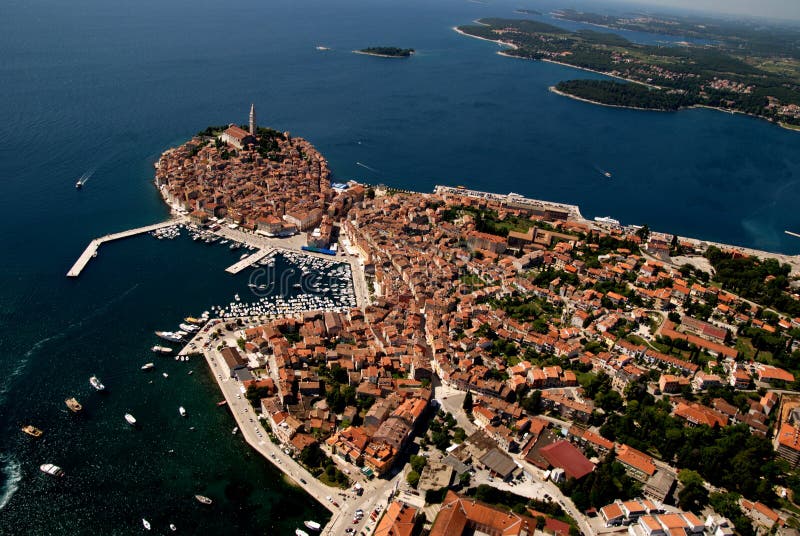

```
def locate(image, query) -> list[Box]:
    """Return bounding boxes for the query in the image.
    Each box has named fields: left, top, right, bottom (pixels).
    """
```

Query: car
left=345, top=529, right=355, bottom=534
left=332, top=502, right=339, bottom=507
left=300, top=478, right=307, bottom=484
left=353, top=519, right=359, bottom=524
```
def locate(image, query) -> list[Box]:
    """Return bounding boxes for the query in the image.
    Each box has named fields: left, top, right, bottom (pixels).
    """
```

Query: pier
left=67, top=219, right=183, bottom=277
left=224, top=248, right=273, bottom=274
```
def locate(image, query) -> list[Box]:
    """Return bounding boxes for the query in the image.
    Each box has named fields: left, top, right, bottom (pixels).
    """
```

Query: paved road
left=193, top=323, right=400, bottom=536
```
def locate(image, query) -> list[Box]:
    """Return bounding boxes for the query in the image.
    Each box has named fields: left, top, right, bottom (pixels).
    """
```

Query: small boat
left=155, top=331, right=184, bottom=343
left=125, top=413, right=137, bottom=426
left=188, top=370, right=193, bottom=375
left=163, top=372, right=169, bottom=378
left=151, top=346, right=173, bottom=354
left=296, top=529, right=310, bottom=536
left=141, top=363, right=155, bottom=371
left=170, top=524, right=177, bottom=532
left=22, top=425, right=43, bottom=437
left=179, top=406, right=187, bottom=417
left=65, top=397, right=83, bottom=413
left=40, top=463, right=64, bottom=477
left=304, top=520, right=321, bottom=531
left=232, top=426, right=238, bottom=435
left=216, top=400, right=227, bottom=407
left=179, top=323, right=198, bottom=332
left=315, top=45, right=330, bottom=51
left=142, top=518, right=151, bottom=531
left=195, top=494, right=212, bottom=505
left=185, top=317, right=203, bottom=324
left=89, top=376, right=105, bottom=391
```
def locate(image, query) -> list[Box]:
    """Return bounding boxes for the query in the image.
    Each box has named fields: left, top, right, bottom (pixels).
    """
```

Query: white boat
left=179, top=323, right=198, bottom=332
left=296, top=530, right=310, bottom=536
left=40, top=463, right=64, bottom=477
left=163, top=372, right=169, bottom=378
left=125, top=413, right=137, bottom=426
left=142, top=518, right=151, bottom=531
left=179, top=406, right=187, bottom=417
left=151, top=345, right=173, bottom=354
left=232, top=426, right=238, bottom=435
left=593, top=216, right=620, bottom=227
left=304, top=520, right=321, bottom=531
left=89, top=376, right=105, bottom=391
left=169, top=524, right=177, bottom=531
left=141, top=363, right=154, bottom=371
left=195, top=494, right=212, bottom=505
left=155, top=331, right=184, bottom=343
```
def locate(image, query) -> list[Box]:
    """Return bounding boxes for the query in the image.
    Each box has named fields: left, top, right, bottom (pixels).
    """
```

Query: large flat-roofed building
left=220, top=346, right=247, bottom=378
left=776, top=422, right=800, bottom=468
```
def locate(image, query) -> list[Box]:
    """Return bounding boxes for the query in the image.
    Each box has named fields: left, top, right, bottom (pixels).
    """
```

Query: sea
left=1, top=0, right=799, bottom=533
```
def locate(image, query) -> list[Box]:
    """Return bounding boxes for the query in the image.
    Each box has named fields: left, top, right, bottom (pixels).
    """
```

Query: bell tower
left=249, top=103, right=256, bottom=136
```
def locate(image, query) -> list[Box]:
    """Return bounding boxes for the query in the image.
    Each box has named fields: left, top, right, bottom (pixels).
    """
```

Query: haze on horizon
left=623, top=0, right=800, bottom=22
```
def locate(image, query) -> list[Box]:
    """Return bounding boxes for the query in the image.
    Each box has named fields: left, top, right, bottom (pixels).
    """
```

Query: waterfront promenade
left=66, top=218, right=184, bottom=277
left=186, top=322, right=400, bottom=536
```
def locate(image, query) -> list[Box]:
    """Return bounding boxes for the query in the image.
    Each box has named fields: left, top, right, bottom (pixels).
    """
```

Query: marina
left=66, top=219, right=185, bottom=277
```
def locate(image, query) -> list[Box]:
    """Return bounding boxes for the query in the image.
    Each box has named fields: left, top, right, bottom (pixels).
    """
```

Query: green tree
left=677, top=469, right=708, bottom=512
left=406, top=470, right=420, bottom=489
left=410, top=455, right=427, bottom=474
left=463, top=391, right=474, bottom=413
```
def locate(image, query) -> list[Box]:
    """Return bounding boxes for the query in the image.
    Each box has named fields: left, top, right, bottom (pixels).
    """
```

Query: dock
left=786, top=230, right=800, bottom=239
left=224, top=248, right=273, bottom=274
left=67, top=219, right=182, bottom=277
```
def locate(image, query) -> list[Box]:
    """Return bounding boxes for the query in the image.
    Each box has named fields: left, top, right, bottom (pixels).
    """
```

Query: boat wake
left=76, top=167, right=96, bottom=187
left=0, top=453, right=22, bottom=511
left=355, top=161, right=379, bottom=173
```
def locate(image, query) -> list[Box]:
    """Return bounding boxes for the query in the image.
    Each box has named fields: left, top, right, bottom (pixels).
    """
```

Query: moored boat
left=179, top=323, right=198, bottom=332
left=216, top=400, right=227, bottom=407
left=232, top=426, right=238, bottom=435
left=65, top=397, right=83, bottom=413
left=179, top=406, right=187, bottom=417
left=155, top=331, right=184, bottom=343
left=125, top=413, right=137, bottom=426
left=195, top=494, right=212, bottom=505
left=295, top=529, right=310, bottom=536
left=151, top=345, right=173, bottom=354
left=40, top=463, right=64, bottom=477
left=22, top=425, right=43, bottom=437
left=141, top=363, right=155, bottom=371
left=89, top=376, right=105, bottom=391
left=185, top=317, right=203, bottom=324
left=304, top=520, right=321, bottom=531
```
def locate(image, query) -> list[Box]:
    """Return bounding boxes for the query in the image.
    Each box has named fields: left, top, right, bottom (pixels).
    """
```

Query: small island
left=355, top=46, right=415, bottom=58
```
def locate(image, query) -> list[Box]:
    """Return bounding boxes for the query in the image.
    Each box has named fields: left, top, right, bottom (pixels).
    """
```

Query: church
left=219, top=104, right=257, bottom=150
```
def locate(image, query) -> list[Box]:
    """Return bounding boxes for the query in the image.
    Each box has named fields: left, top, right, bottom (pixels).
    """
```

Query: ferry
left=179, top=406, right=187, bottom=417
left=65, top=397, right=83, bottom=413
left=141, top=363, right=155, bottom=371
left=40, top=463, right=64, bottom=477
left=195, top=495, right=213, bottom=505
left=125, top=413, right=137, bottom=426
left=89, top=375, right=105, bottom=391
left=22, top=425, right=43, bottom=437
left=304, top=520, right=321, bottom=531
left=142, top=518, right=151, bottom=531
left=151, top=345, right=173, bottom=354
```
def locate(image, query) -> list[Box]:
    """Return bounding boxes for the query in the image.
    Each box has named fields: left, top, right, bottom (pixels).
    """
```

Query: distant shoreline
left=454, top=26, right=800, bottom=134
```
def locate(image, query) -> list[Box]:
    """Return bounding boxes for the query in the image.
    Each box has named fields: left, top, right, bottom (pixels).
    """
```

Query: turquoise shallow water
left=1, top=0, right=799, bottom=532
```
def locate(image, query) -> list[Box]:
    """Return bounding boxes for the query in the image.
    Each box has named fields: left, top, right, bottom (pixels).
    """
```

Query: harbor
left=224, top=248, right=273, bottom=274
left=66, top=218, right=184, bottom=277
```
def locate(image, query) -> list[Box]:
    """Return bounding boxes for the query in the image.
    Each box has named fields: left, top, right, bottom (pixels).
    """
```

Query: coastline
left=547, top=85, right=671, bottom=112
left=454, top=25, right=800, bottom=133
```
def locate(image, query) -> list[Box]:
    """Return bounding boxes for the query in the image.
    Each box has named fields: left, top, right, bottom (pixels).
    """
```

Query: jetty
left=224, top=248, right=272, bottom=274
left=67, top=219, right=182, bottom=277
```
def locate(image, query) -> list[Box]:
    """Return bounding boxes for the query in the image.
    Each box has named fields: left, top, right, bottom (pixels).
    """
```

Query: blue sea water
left=1, top=0, right=799, bottom=532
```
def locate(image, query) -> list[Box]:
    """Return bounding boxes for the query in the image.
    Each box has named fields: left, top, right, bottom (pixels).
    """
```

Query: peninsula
left=143, top=106, right=800, bottom=536
left=455, top=17, right=800, bottom=128
left=355, top=47, right=414, bottom=58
